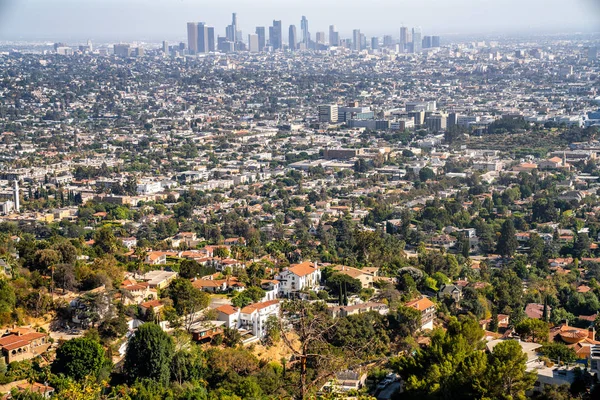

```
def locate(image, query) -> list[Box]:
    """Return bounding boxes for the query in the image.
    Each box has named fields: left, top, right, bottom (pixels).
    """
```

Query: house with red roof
left=406, top=297, right=436, bottom=331
left=275, top=261, right=321, bottom=297
left=0, top=328, right=50, bottom=364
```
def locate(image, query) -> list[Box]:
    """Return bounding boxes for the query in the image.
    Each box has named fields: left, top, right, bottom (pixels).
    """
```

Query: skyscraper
left=270, top=20, right=283, bottom=50
left=162, top=41, right=168, bottom=53
left=371, top=37, right=379, bottom=50
left=207, top=27, right=215, bottom=52
left=256, top=27, right=266, bottom=51
left=315, top=32, right=325, bottom=44
left=197, top=23, right=208, bottom=53
left=187, top=22, right=198, bottom=54
left=422, top=35, right=432, bottom=49
left=432, top=36, right=441, bottom=48
left=300, top=16, right=310, bottom=45
left=289, top=25, right=298, bottom=51
left=329, top=25, right=339, bottom=46
left=248, top=34, right=259, bottom=53
left=383, top=35, right=393, bottom=47
left=353, top=29, right=361, bottom=51
left=399, top=26, right=408, bottom=52
left=231, top=13, right=238, bottom=42
left=412, top=27, right=422, bottom=53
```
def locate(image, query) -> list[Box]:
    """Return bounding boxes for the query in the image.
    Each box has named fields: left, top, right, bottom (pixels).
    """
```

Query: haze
left=0, top=0, right=599, bottom=42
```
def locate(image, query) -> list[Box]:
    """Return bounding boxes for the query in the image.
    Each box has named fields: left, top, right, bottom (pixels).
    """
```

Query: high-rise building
left=422, top=35, right=432, bottom=49
left=187, top=22, right=198, bottom=54
left=289, top=25, right=298, bottom=51
left=13, top=180, right=19, bottom=213
left=231, top=13, right=238, bottom=42
left=114, top=44, right=131, bottom=57
left=318, top=104, right=338, bottom=123
left=353, top=29, right=361, bottom=51
left=256, top=27, right=266, bottom=51
left=207, top=27, right=215, bottom=52
left=383, top=35, right=393, bottom=47
left=162, top=41, right=168, bottom=53
left=329, top=25, right=339, bottom=46
left=300, top=16, right=310, bottom=45
left=197, top=23, right=208, bottom=53
left=371, top=37, right=379, bottom=50
left=399, top=26, right=408, bottom=52
left=248, top=34, right=259, bottom=53
left=412, top=27, right=422, bottom=53
left=432, top=36, right=441, bottom=48
left=270, top=20, right=283, bottom=50
left=315, top=32, right=325, bottom=44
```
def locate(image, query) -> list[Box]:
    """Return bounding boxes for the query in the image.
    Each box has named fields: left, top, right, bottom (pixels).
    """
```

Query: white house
left=275, top=261, right=321, bottom=297
left=239, top=300, right=280, bottom=338
left=216, top=305, right=240, bottom=329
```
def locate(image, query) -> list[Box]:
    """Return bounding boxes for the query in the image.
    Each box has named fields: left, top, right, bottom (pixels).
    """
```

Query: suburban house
left=239, top=300, right=280, bottom=338
left=430, top=234, right=457, bottom=249
left=0, top=328, right=50, bottom=364
left=191, top=275, right=245, bottom=293
left=189, top=320, right=225, bottom=343
left=170, top=232, right=202, bottom=249
left=224, top=237, right=247, bottom=246
left=216, top=305, right=240, bottom=329
left=406, top=297, right=437, bottom=331
left=438, top=284, right=463, bottom=303
left=120, top=279, right=156, bottom=305
left=331, top=265, right=375, bottom=288
left=139, top=270, right=178, bottom=289
left=3, top=382, right=55, bottom=399
left=276, top=261, right=321, bottom=297
left=139, top=300, right=164, bottom=317
left=260, top=279, right=280, bottom=301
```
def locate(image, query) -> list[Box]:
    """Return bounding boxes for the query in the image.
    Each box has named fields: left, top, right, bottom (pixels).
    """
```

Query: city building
left=187, top=22, right=198, bottom=54
left=300, top=16, right=310, bottom=45
left=318, top=104, right=338, bottom=123
left=255, top=27, right=266, bottom=51
left=353, top=29, right=361, bottom=51
left=248, top=34, right=259, bottom=53
left=289, top=25, right=298, bottom=51
left=270, top=20, right=283, bottom=50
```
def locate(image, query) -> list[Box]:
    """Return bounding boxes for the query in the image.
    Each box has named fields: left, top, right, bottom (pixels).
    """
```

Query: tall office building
left=422, top=35, right=432, bottom=49
left=353, top=29, right=361, bottom=51
left=248, top=34, right=259, bottom=53
left=197, top=23, right=208, bottom=53
left=315, top=32, right=325, bottom=44
left=318, top=105, right=338, bottom=123
left=300, top=16, right=310, bottom=45
left=162, top=41, right=168, bottom=53
left=114, top=44, right=131, bottom=57
left=371, top=37, right=379, bottom=50
left=289, top=25, right=298, bottom=51
left=270, top=20, right=283, bottom=50
left=231, top=13, right=238, bottom=42
left=256, top=27, right=266, bottom=51
left=412, top=27, right=422, bottom=53
left=329, top=25, right=339, bottom=46
left=383, top=35, right=393, bottom=47
left=207, top=27, right=215, bottom=52
left=399, top=26, right=408, bottom=52
left=432, top=35, right=440, bottom=48
left=187, top=22, right=198, bottom=54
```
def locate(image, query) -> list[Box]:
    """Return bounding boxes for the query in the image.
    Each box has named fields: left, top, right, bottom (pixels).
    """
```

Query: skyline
left=0, top=0, right=599, bottom=42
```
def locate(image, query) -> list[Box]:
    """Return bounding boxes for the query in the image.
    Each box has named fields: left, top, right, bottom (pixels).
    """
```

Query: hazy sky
left=0, top=0, right=599, bottom=42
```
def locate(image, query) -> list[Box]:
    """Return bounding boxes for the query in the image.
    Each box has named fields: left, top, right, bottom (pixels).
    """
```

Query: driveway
left=377, top=382, right=401, bottom=400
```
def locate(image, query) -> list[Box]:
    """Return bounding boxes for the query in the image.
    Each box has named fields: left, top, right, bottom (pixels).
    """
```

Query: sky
left=0, top=0, right=599, bottom=42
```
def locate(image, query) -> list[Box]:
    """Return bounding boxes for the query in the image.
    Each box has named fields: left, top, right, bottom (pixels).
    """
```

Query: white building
left=275, top=261, right=321, bottom=297
left=215, top=300, right=280, bottom=339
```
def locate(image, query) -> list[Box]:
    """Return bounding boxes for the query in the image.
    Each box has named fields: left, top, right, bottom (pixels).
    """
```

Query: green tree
left=52, top=337, right=106, bottom=381
left=166, top=278, right=210, bottom=331
left=124, top=323, right=174, bottom=384
left=0, top=279, right=16, bottom=313
left=419, top=167, right=435, bottom=182
left=486, top=340, right=537, bottom=399
left=497, top=218, right=518, bottom=258
left=515, top=318, right=550, bottom=343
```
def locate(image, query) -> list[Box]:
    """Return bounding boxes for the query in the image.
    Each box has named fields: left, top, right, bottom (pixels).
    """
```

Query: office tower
left=87, top=40, right=93, bottom=52
left=114, top=44, right=131, bottom=57
left=432, top=35, right=440, bottom=48
left=383, top=35, right=393, bottom=47
left=270, top=20, right=283, bottom=50
left=353, top=29, right=361, bottom=51
left=371, top=37, right=379, bottom=50
left=207, top=27, right=215, bottom=52
left=329, top=25, right=339, bottom=46
left=197, top=23, right=208, bottom=53
left=318, top=105, right=338, bottom=123
left=412, top=27, right=422, bottom=53
left=315, top=32, right=325, bottom=44
left=301, top=16, right=310, bottom=45
left=289, top=25, right=298, bottom=51
left=13, top=181, right=19, bottom=213
left=361, top=34, right=367, bottom=50
left=218, top=37, right=234, bottom=53
left=256, top=27, right=266, bottom=51
left=422, top=35, right=432, bottom=49
left=162, top=41, right=168, bottom=53
left=248, top=34, right=259, bottom=52
left=187, top=22, right=198, bottom=54
left=231, top=13, right=238, bottom=42
left=400, top=26, right=408, bottom=52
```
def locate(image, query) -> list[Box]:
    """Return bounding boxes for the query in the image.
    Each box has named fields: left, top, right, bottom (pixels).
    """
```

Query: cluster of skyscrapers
left=186, top=13, right=441, bottom=54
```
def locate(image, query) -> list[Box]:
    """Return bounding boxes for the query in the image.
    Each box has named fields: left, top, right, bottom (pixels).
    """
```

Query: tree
left=0, top=279, right=16, bottom=314
left=539, top=343, right=577, bottom=364
left=52, top=337, right=106, bottom=381
left=93, top=226, right=121, bottom=255
left=419, top=167, right=435, bottom=182
left=325, top=273, right=362, bottom=297
left=167, top=278, right=210, bottom=330
left=124, top=323, right=174, bottom=384
left=486, top=340, right=537, bottom=399
left=515, top=318, right=550, bottom=343
left=53, top=264, right=76, bottom=292
left=497, top=218, right=518, bottom=258
left=98, top=316, right=128, bottom=340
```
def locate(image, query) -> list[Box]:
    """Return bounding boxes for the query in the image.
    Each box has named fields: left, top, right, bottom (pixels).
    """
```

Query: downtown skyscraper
left=300, top=16, right=310, bottom=46
left=270, top=20, right=283, bottom=50
left=289, top=25, right=298, bottom=51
